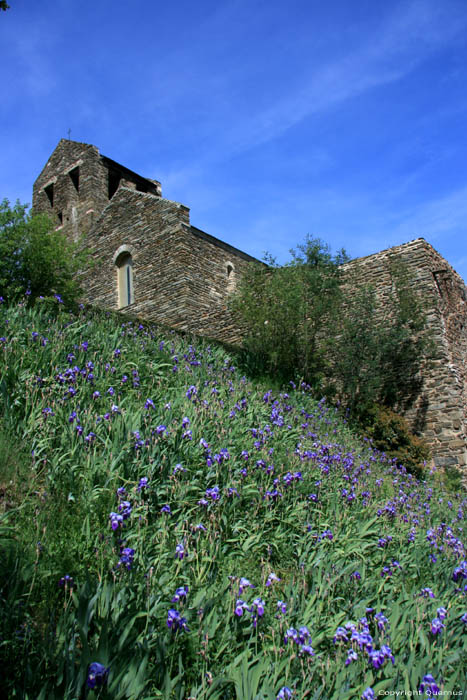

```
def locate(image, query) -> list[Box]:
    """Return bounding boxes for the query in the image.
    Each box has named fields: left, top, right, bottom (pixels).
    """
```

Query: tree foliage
left=231, top=237, right=348, bottom=390
left=0, top=199, right=84, bottom=306
left=231, top=235, right=432, bottom=422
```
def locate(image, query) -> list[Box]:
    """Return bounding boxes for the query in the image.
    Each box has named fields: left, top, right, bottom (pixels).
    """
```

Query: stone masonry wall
left=77, top=188, right=255, bottom=343
left=181, top=226, right=257, bottom=345
left=33, top=139, right=160, bottom=244
left=343, top=239, right=467, bottom=472
left=79, top=188, right=193, bottom=330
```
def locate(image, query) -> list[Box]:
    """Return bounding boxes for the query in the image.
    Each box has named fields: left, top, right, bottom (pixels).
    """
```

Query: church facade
left=32, top=139, right=257, bottom=344
left=32, top=139, right=467, bottom=475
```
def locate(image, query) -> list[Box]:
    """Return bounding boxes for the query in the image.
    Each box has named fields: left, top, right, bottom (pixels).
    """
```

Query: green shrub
left=0, top=198, right=85, bottom=306
left=358, top=404, right=430, bottom=478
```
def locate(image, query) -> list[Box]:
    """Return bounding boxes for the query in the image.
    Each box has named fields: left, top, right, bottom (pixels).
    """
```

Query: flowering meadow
left=0, top=299, right=466, bottom=699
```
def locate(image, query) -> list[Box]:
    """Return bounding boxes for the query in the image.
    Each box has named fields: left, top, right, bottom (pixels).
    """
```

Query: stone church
left=32, top=139, right=257, bottom=345
left=32, top=139, right=467, bottom=476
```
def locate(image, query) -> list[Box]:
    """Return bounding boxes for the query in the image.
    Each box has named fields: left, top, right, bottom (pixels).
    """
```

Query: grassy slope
left=0, top=300, right=466, bottom=699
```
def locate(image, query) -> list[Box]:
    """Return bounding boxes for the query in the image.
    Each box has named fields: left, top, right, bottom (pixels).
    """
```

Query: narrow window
left=108, top=170, right=121, bottom=199
left=225, top=262, right=236, bottom=291
left=116, top=252, right=133, bottom=308
left=44, top=183, right=54, bottom=207
left=57, top=211, right=63, bottom=224
left=69, top=166, right=80, bottom=193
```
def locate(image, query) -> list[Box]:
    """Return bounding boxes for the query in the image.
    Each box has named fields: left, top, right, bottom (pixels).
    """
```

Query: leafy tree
left=232, top=236, right=432, bottom=421
left=0, top=198, right=84, bottom=306
left=331, top=259, right=431, bottom=419
left=0, top=2, right=10, bottom=12
left=231, top=236, right=348, bottom=390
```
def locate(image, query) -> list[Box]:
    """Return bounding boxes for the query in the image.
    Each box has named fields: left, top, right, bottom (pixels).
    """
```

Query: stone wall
left=343, top=239, right=467, bottom=472
left=33, top=139, right=160, bottom=243
left=77, top=187, right=193, bottom=330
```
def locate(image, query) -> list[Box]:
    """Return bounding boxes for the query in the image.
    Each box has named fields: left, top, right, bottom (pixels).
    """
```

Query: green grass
left=0, top=299, right=465, bottom=699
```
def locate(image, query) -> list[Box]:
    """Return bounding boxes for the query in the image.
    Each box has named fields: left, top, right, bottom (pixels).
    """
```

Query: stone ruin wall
left=343, top=239, right=467, bottom=473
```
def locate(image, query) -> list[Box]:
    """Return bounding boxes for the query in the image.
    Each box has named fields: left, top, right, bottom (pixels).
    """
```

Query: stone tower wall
left=343, top=239, right=467, bottom=471
left=32, top=139, right=161, bottom=243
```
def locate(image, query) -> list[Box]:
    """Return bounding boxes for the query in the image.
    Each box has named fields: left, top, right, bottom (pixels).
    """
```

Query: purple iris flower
left=419, top=587, right=435, bottom=598
left=266, top=572, right=281, bottom=586
left=238, top=577, right=254, bottom=594
left=276, top=688, right=293, bottom=700
left=333, top=626, right=349, bottom=643
left=298, top=626, right=311, bottom=644
left=419, top=674, right=440, bottom=695
left=369, top=647, right=394, bottom=669
left=86, top=662, right=109, bottom=689
left=137, top=477, right=149, bottom=490
left=252, top=597, right=265, bottom=617
left=430, top=618, right=444, bottom=635
left=160, top=504, right=171, bottom=514
left=375, top=612, right=389, bottom=631
left=175, top=543, right=185, bottom=560
left=234, top=599, right=250, bottom=617
left=206, top=485, right=220, bottom=501
left=186, top=385, right=197, bottom=399
left=284, top=628, right=298, bottom=644
left=171, top=585, right=189, bottom=603
left=299, top=644, right=315, bottom=656
left=361, top=689, right=374, bottom=700
left=167, top=608, right=180, bottom=629
left=452, top=561, right=467, bottom=581
left=118, top=501, right=132, bottom=519
left=118, top=547, right=135, bottom=570
left=345, top=649, right=358, bottom=666
left=109, top=512, right=123, bottom=531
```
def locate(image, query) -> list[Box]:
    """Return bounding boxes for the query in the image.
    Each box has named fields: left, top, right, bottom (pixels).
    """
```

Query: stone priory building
left=33, top=139, right=467, bottom=475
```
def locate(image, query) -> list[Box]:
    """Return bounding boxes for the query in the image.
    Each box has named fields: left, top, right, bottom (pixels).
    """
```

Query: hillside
left=1, top=299, right=466, bottom=699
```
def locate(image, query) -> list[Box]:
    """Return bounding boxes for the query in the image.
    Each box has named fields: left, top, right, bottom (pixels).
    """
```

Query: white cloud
left=224, top=0, right=467, bottom=154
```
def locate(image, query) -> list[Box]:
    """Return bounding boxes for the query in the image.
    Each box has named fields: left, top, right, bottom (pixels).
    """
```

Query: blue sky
left=2, top=0, right=467, bottom=280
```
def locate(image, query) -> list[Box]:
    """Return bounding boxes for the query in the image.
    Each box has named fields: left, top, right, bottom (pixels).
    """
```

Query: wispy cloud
left=149, top=0, right=467, bottom=185
left=390, top=185, right=467, bottom=242
left=223, top=1, right=467, bottom=154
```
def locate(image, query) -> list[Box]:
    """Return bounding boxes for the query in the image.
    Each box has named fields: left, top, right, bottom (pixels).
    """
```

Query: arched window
left=225, top=261, right=236, bottom=292
left=115, top=251, right=134, bottom=308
